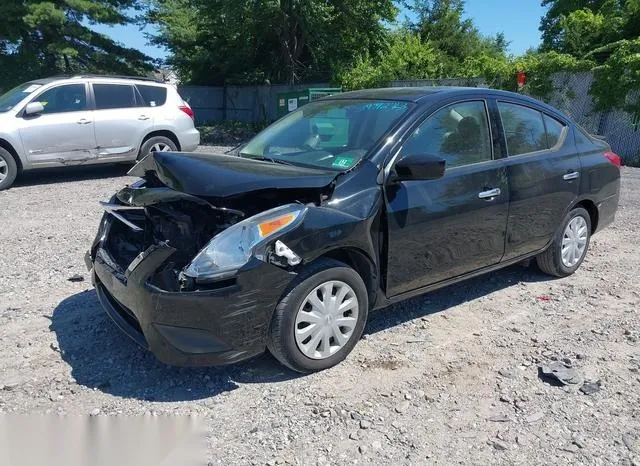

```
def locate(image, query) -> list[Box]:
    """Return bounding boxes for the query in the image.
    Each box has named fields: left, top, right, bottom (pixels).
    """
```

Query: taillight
left=179, top=105, right=195, bottom=120
left=604, top=151, right=621, bottom=168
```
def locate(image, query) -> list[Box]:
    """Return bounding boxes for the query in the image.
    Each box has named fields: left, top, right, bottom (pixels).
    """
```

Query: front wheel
left=0, top=147, right=18, bottom=191
left=537, top=207, right=592, bottom=277
left=267, top=259, right=369, bottom=373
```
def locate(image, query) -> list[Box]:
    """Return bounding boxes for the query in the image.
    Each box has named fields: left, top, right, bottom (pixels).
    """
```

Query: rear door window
left=93, top=84, right=137, bottom=110
left=136, top=85, right=167, bottom=107
left=498, top=102, right=547, bottom=156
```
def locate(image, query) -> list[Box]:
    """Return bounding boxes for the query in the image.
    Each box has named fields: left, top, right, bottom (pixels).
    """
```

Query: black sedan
left=86, top=87, right=621, bottom=373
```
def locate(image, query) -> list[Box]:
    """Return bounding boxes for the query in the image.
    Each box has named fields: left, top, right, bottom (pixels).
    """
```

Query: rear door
left=91, top=83, right=154, bottom=160
left=384, top=99, right=510, bottom=297
left=495, top=100, right=581, bottom=260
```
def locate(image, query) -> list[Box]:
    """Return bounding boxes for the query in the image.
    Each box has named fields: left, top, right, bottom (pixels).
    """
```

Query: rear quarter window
left=136, top=85, right=167, bottom=107
left=543, top=114, right=567, bottom=148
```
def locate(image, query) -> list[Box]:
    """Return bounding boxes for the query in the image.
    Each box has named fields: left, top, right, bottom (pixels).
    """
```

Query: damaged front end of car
left=87, top=151, right=380, bottom=366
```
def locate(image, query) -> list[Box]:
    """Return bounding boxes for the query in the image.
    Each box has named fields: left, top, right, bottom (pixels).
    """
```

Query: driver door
left=18, top=83, right=97, bottom=164
left=384, top=100, right=510, bottom=297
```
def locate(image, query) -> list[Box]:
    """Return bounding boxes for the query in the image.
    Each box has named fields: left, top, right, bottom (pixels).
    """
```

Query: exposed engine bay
left=104, top=171, right=333, bottom=291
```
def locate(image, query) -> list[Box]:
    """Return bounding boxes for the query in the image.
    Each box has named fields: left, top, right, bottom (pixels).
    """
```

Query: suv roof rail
left=66, top=74, right=164, bottom=83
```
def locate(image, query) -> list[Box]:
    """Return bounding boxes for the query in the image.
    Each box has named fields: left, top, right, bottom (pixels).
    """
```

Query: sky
left=90, top=1, right=546, bottom=62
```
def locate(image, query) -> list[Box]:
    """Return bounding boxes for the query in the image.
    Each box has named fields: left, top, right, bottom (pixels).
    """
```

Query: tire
left=536, top=207, right=592, bottom=278
left=267, top=258, right=369, bottom=373
left=138, top=136, right=178, bottom=161
left=0, top=147, right=18, bottom=191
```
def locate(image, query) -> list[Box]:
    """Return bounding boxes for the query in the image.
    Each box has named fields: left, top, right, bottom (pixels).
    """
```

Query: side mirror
left=392, top=153, right=446, bottom=182
left=24, top=102, right=45, bottom=116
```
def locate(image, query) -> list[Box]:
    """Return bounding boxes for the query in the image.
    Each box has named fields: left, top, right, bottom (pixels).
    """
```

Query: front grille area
left=105, top=212, right=147, bottom=272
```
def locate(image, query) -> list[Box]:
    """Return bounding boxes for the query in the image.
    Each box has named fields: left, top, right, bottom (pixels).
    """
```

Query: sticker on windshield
left=332, top=157, right=354, bottom=169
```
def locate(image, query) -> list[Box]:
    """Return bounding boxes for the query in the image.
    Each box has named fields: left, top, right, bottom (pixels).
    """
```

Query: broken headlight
left=183, top=204, right=306, bottom=280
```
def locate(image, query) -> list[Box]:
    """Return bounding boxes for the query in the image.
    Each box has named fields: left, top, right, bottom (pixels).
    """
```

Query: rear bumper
left=88, top=240, right=293, bottom=367
left=178, top=128, right=200, bottom=152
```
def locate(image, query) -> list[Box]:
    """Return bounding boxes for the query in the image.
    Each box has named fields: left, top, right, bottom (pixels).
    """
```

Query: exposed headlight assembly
left=183, top=204, right=306, bottom=281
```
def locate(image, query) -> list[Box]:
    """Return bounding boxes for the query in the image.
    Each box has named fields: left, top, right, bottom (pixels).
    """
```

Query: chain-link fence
left=537, top=72, right=639, bottom=164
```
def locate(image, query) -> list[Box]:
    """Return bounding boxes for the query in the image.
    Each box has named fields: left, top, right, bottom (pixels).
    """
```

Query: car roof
left=27, top=75, right=166, bottom=86
left=325, top=87, right=568, bottom=120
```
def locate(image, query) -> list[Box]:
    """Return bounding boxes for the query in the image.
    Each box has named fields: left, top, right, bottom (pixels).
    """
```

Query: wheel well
left=141, top=130, right=181, bottom=152
left=575, top=200, right=599, bottom=233
left=0, top=138, right=22, bottom=172
left=319, top=248, right=378, bottom=309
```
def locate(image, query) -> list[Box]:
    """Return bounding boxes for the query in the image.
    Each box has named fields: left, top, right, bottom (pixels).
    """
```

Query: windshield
left=0, top=82, right=43, bottom=113
left=241, top=99, right=412, bottom=171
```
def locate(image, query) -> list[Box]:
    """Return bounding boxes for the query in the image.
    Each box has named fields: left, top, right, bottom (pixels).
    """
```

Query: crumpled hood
left=129, top=151, right=338, bottom=199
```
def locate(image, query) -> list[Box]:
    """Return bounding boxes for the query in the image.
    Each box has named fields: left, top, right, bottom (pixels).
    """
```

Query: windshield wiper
left=239, top=154, right=296, bottom=166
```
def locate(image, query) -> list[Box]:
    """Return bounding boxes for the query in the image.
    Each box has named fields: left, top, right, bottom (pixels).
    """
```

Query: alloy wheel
left=294, top=280, right=359, bottom=360
left=151, top=143, right=172, bottom=153
left=0, top=158, right=7, bottom=182
left=561, top=215, right=588, bottom=268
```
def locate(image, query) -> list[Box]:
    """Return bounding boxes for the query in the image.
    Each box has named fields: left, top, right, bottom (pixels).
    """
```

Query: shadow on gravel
left=50, top=290, right=301, bottom=402
left=14, top=164, right=132, bottom=187
left=50, top=264, right=552, bottom=401
left=364, top=263, right=553, bottom=335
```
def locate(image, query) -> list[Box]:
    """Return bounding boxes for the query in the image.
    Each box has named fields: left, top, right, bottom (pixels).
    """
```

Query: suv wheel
left=537, top=207, right=591, bottom=277
left=0, top=147, right=18, bottom=190
left=267, top=259, right=368, bottom=373
left=138, top=136, right=178, bottom=161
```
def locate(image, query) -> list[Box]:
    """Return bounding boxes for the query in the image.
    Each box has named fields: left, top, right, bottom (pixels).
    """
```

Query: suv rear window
left=136, top=85, right=167, bottom=107
left=93, top=84, right=137, bottom=110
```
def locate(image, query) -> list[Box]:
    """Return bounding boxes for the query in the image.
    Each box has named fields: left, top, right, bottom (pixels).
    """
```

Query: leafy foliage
left=512, top=51, right=593, bottom=98
left=149, top=0, right=397, bottom=85
left=539, top=0, right=640, bottom=118
left=590, top=38, right=640, bottom=115
left=341, top=0, right=513, bottom=90
left=0, top=0, right=154, bottom=91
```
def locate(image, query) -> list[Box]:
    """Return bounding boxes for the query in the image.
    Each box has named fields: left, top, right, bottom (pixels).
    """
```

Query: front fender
left=274, top=186, right=383, bottom=273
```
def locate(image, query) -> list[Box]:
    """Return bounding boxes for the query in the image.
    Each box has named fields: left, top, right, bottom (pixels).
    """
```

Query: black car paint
left=88, top=87, right=620, bottom=367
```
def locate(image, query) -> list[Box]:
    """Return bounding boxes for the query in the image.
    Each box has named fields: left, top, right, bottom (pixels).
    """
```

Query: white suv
left=0, top=75, right=200, bottom=190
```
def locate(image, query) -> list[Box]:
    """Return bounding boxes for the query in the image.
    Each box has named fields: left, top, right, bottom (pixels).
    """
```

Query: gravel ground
left=0, top=147, right=639, bottom=465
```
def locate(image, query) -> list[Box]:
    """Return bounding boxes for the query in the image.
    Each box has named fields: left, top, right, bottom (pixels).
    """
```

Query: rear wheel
left=138, top=136, right=178, bottom=161
left=537, top=207, right=591, bottom=277
left=0, top=147, right=18, bottom=191
left=267, top=259, right=368, bottom=373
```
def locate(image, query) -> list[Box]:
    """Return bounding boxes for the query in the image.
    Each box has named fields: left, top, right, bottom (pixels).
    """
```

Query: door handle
left=138, top=115, right=150, bottom=120
left=77, top=118, right=92, bottom=125
left=563, top=171, right=580, bottom=181
left=478, top=188, right=501, bottom=200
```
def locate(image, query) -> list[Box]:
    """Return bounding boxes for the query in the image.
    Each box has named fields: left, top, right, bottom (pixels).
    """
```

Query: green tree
left=339, top=31, right=446, bottom=89
left=149, top=0, right=397, bottom=85
left=0, top=0, right=153, bottom=91
left=341, top=0, right=514, bottom=90
left=538, top=0, right=640, bottom=118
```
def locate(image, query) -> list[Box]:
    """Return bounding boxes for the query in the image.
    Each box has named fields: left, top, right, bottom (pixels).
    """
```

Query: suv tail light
left=179, top=104, right=195, bottom=121
left=604, top=151, right=621, bottom=168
